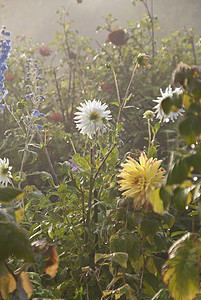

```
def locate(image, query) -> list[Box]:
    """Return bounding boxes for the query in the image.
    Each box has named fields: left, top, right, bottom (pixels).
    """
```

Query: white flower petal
left=152, top=85, right=184, bottom=122
left=74, top=99, right=112, bottom=138
left=0, top=158, right=12, bottom=186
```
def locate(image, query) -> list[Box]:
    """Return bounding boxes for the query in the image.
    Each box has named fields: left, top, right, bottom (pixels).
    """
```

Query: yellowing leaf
left=0, top=272, right=16, bottom=299
left=44, top=246, right=59, bottom=278
left=149, top=188, right=165, bottom=215
left=15, top=209, right=23, bottom=224
left=162, top=233, right=201, bottom=300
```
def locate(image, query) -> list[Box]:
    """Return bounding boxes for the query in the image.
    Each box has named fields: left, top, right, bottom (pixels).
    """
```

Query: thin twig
left=94, top=144, right=116, bottom=180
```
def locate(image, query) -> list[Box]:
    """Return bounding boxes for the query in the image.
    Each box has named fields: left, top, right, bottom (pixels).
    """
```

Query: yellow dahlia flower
left=118, top=152, right=165, bottom=209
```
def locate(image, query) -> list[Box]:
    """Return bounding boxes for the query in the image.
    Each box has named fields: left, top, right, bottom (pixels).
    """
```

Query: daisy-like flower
left=74, top=99, right=112, bottom=139
left=153, top=85, right=185, bottom=122
left=0, top=158, right=12, bottom=186
left=118, top=152, right=166, bottom=210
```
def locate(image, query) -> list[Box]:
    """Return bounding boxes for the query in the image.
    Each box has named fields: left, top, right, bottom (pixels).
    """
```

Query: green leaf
left=0, top=261, right=8, bottom=278
left=171, top=183, right=193, bottom=210
left=0, top=187, right=24, bottom=204
left=162, top=233, right=201, bottom=300
left=167, top=158, right=190, bottom=185
left=107, top=147, right=118, bottom=167
left=111, top=252, right=128, bottom=268
left=140, top=218, right=159, bottom=236
left=149, top=188, right=165, bottom=215
left=0, top=223, right=34, bottom=262
left=162, top=212, right=175, bottom=229
left=77, top=157, right=91, bottom=171
left=179, top=109, right=201, bottom=144
left=152, top=288, right=172, bottom=300
left=148, top=144, right=157, bottom=158
left=94, top=253, right=110, bottom=264
left=111, top=101, right=120, bottom=107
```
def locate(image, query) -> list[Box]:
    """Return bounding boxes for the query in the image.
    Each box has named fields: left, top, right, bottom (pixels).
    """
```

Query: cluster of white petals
left=153, top=85, right=185, bottom=122
left=74, top=99, right=112, bottom=139
left=0, top=158, right=12, bottom=186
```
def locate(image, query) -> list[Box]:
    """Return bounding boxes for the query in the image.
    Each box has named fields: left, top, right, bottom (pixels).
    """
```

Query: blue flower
left=0, top=27, right=11, bottom=103
left=37, top=125, right=43, bottom=130
left=0, top=103, right=5, bottom=112
left=33, top=109, right=40, bottom=117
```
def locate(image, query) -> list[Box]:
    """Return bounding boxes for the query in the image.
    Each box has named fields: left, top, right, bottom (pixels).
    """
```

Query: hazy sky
left=0, top=0, right=201, bottom=45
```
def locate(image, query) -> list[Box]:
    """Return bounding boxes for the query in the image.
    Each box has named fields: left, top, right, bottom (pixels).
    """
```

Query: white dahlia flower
left=74, top=99, right=112, bottom=138
left=153, top=85, right=185, bottom=122
left=0, top=158, right=12, bottom=186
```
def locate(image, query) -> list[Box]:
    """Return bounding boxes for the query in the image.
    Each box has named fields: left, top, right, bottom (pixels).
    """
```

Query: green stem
left=147, top=119, right=151, bottom=152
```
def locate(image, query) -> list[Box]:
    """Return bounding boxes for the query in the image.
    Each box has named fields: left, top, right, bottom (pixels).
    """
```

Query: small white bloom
left=0, top=158, right=12, bottom=186
left=74, top=99, right=112, bottom=138
left=153, top=85, right=185, bottom=122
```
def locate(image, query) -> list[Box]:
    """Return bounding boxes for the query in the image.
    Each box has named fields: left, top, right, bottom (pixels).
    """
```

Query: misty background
left=0, top=0, right=201, bottom=45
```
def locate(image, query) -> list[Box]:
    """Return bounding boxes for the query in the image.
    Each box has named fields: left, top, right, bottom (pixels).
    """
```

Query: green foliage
left=0, top=3, right=201, bottom=299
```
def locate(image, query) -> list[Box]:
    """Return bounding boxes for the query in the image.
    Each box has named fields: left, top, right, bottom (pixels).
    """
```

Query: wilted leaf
left=0, top=272, right=16, bottom=299
left=0, top=187, right=24, bottom=204
left=17, top=271, right=33, bottom=299
left=162, top=233, right=201, bottom=300
left=44, top=246, right=59, bottom=278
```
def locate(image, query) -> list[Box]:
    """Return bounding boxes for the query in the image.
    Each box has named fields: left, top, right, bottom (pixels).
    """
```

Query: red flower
left=39, top=46, right=51, bottom=57
left=49, top=113, right=63, bottom=122
left=101, top=82, right=115, bottom=94
left=107, top=29, right=128, bottom=46
left=5, top=73, right=15, bottom=81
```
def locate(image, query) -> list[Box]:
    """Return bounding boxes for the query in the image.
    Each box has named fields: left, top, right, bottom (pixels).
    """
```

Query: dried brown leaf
left=44, top=245, right=59, bottom=278
left=18, top=271, right=33, bottom=299
left=0, top=272, right=16, bottom=299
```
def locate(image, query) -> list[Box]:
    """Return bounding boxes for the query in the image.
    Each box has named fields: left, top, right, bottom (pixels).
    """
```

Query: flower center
left=89, top=111, right=100, bottom=123
left=1, top=166, right=9, bottom=175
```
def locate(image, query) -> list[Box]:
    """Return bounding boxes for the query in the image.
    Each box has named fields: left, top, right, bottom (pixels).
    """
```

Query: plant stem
left=36, top=128, right=58, bottom=186
left=147, top=119, right=151, bottom=152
